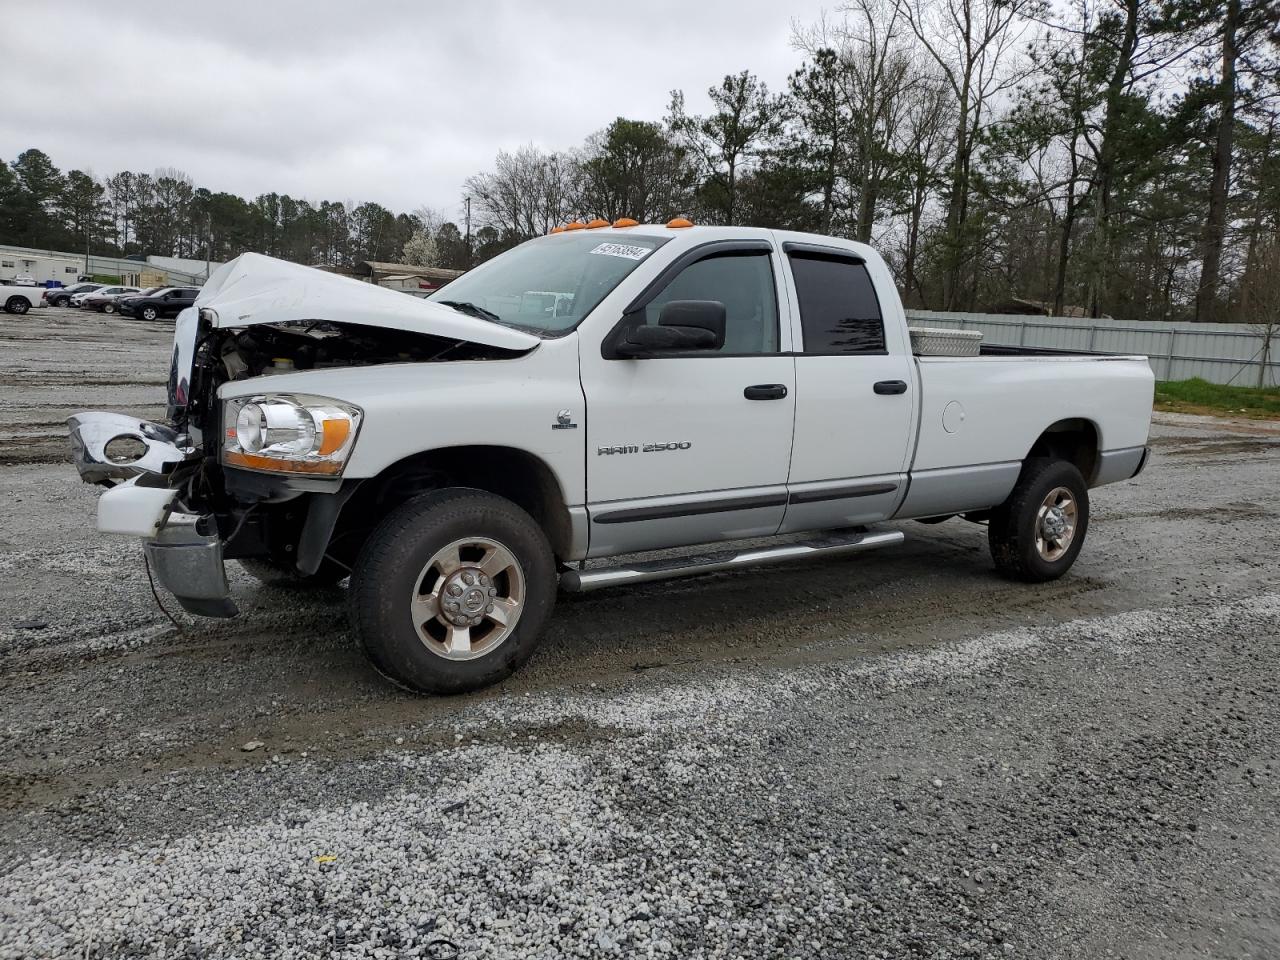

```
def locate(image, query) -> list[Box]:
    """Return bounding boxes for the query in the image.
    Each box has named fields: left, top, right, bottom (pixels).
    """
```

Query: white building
left=146, top=255, right=222, bottom=282
left=0, top=251, right=82, bottom=284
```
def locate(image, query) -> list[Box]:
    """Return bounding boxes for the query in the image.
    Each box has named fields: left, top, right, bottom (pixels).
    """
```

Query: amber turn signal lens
left=223, top=450, right=344, bottom=475
left=317, top=418, right=351, bottom=456
left=666, top=217, right=694, bottom=228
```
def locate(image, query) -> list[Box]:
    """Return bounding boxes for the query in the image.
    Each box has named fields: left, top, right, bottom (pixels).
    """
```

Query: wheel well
left=1026, top=418, right=1100, bottom=484
left=334, top=446, right=573, bottom=562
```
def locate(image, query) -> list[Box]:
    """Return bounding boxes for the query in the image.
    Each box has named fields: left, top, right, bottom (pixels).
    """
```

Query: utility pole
left=464, top=196, right=472, bottom=268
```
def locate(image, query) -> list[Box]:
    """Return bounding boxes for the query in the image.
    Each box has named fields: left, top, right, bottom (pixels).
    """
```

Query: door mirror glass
left=618, top=300, right=726, bottom=357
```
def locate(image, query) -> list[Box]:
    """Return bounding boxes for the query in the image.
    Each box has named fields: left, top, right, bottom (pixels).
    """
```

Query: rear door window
left=788, top=254, right=886, bottom=354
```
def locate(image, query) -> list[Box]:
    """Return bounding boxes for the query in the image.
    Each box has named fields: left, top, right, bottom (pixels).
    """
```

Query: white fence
left=906, top=310, right=1278, bottom=387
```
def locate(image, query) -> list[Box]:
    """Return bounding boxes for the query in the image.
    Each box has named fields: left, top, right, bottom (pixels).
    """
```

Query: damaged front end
left=66, top=407, right=234, bottom=617
left=67, top=253, right=537, bottom=619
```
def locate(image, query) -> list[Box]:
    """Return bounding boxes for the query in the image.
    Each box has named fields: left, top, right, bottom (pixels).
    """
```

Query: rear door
left=166, top=289, right=198, bottom=316
left=579, top=241, right=797, bottom=557
left=778, top=243, right=915, bottom=533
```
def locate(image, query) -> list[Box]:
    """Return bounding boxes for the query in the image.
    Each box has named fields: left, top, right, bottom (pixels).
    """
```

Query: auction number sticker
left=590, top=242, right=652, bottom=261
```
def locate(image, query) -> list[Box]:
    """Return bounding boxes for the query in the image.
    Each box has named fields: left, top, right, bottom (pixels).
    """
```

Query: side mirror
left=615, top=300, right=726, bottom=358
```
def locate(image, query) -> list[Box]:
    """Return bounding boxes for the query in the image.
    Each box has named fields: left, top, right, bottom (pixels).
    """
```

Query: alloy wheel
left=410, top=536, right=525, bottom=661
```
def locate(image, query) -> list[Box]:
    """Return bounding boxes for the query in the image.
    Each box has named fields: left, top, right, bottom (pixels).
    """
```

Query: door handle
left=873, top=380, right=908, bottom=395
left=744, top=384, right=788, bottom=400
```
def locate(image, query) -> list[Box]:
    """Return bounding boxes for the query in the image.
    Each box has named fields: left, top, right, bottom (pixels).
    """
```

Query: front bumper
left=69, top=410, right=239, bottom=619
left=143, top=515, right=237, bottom=618
left=67, top=411, right=188, bottom=484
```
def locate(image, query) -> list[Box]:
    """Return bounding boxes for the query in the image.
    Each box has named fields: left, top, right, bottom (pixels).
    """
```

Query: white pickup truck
left=68, top=224, right=1154, bottom=693
left=1, top=281, right=47, bottom=314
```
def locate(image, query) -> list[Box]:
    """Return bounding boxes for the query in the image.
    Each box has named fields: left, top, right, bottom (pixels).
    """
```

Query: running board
left=560, top=528, right=905, bottom=593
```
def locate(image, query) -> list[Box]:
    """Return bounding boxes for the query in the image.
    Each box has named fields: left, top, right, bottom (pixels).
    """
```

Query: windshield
left=428, top=233, right=669, bottom=334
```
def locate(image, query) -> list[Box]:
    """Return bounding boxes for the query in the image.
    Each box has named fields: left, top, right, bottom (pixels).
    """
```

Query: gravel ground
left=1, top=306, right=1279, bottom=959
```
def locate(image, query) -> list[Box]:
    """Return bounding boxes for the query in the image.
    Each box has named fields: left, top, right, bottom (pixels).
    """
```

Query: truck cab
left=68, top=223, right=1154, bottom=694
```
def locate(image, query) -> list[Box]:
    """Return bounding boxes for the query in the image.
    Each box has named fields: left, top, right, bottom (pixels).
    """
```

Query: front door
left=580, top=243, right=796, bottom=557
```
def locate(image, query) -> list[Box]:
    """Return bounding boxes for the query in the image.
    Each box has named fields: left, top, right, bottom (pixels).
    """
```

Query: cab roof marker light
left=667, top=217, right=694, bottom=228
left=585, top=218, right=609, bottom=228
left=564, top=221, right=586, bottom=231
left=612, top=218, right=639, bottom=227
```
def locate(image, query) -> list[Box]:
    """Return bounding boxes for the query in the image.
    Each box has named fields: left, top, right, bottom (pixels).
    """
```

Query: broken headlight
left=222, top=394, right=362, bottom=476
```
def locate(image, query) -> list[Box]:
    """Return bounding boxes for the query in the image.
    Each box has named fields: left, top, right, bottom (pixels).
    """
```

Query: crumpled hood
left=194, top=252, right=539, bottom=351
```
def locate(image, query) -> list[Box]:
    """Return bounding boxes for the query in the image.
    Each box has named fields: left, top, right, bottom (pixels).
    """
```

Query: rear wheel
left=350, top=488, right=556, bottom=694
left=102, top=302, right=116, bottom=314
left=5, top=296, right=30, bottom=315
left=988, top=459, right=1089, bottom=582
left=53, top=295, right=71, bottom=307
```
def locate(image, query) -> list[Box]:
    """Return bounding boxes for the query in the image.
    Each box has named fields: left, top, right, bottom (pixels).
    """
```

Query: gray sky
left=4, top=0, right=834, bottom=221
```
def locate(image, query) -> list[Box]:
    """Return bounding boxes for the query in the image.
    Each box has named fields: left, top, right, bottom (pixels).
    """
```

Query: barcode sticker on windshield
left=590, top=243, right=651, bottom=261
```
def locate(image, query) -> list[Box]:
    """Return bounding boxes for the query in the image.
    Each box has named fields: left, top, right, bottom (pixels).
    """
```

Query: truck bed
left=908, top=350, right=1154, bottom=472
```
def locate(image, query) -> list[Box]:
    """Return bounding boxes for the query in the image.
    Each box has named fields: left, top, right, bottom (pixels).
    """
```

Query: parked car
left=10, top=274, right=37, bottom=286
left=68, top=226, right=1155, bottom=695
left=43, top=282, right=103, bottom=307
left=0, top=281, right=48, bottom=314
left=71, top=285, right=137, bottom=307
left=112, top=287, right=166, bottom=314
left=84, top=286, right=161, bottom=314
left=78, top=286, right=140, bottom=312
left=118, top=287, right=201, bottom=321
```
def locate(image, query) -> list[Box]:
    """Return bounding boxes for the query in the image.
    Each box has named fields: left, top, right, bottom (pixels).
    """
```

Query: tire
left=988, top=458, right=1089, bottom=582
left=239, top=557, right=348, bottom=588
left=140, top=306, right=158, bottom=321
left=350, top=488, right=557, bottom=694
left=53, top=295, right=71, bottom=307
left=102, top=302, right=116, bottom=314
left=5, top=296, right=30, bottom=315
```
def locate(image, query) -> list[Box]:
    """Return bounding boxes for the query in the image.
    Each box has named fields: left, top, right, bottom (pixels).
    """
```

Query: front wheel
left=988, top=459, right=1089, bottom=582
left=350, top=489, right=557, bottom=694
left=140, top=306, right=158, bottom=321
left=5, top=296, right=30, bottom=315
left=102, top=302, right=116, bottom=314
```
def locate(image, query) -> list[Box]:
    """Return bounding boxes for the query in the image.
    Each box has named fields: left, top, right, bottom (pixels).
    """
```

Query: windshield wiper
left=437, top=300, right=503, bottom=324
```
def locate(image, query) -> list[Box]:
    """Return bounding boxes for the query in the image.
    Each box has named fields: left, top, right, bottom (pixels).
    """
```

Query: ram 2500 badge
left=68, top=223, right=1154, bottom=693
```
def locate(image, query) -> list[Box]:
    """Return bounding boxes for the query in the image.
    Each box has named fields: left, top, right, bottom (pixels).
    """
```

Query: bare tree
left=798, top=0, right=931, bottom=240
left=793, top=0, right=924, bottom=242
left=464, top=145, right=580, bottom=239
left=1238, top=237, right=1280, bottom=385
left=991, top=0, right=1105, bottom=314
left=895, top=71, right=956, bottom=304
left=892, top=0, right=1036, bottom=309
left=1194, top=0, right=1276, bottom=321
